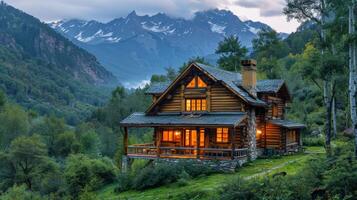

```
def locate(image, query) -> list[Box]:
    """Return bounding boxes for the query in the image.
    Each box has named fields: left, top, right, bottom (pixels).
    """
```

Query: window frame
left=186, top=76, right=207, bottom=89
left=185, top=98, right=207, bottom=111
left=162, top=129, right=181, bottom=142
left=216, top=128, right=229, bottom=143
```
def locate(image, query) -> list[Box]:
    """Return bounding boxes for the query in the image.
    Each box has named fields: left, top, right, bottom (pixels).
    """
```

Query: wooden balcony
left=127, top=144, right=248, bottom=160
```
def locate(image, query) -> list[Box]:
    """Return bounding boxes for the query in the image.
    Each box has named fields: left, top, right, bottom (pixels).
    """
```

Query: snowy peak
left=50, top=9, right=283, bottom=46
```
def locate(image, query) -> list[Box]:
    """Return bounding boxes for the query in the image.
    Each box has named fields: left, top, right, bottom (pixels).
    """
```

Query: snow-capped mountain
left=50, top=9, right=285, bottom=87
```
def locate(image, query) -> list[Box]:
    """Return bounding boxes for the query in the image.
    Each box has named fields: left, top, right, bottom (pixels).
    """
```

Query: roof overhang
left=120, top=112, right=247, bottom=128
left=268, top=119, right=305, bottom=129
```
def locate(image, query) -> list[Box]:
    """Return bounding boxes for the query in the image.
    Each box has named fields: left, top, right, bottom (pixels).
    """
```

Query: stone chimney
left=241, top=59, right=257, bottom=97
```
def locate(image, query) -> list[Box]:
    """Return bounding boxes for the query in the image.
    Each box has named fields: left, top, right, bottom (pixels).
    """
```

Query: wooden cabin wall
left=260, top=94, right=285, bottom=119
left=157, top=82, right=246, bottom=113
left=158, top=89, right=181, bottom=112
left=210, top=83, right=245, bottom=112
left=265, top=123, right=283, bottom=149
left=255, top=109, right=265, bottom=148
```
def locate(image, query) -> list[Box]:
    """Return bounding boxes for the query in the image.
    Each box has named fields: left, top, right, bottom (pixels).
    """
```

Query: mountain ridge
left=50, top=9, right=288, bottom=87
left=0, top=2, right=117, bottom=123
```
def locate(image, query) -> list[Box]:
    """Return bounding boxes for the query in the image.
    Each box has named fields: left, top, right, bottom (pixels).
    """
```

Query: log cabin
left=120, top=60, right=305, bottom=167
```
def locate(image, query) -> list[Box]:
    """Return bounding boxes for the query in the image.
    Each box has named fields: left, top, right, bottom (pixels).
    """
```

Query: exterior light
left=256, top=130, right=262, bottom=135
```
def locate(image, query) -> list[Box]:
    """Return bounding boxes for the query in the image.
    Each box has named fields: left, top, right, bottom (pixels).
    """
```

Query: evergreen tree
left=216, top=36, right=247, bottom=72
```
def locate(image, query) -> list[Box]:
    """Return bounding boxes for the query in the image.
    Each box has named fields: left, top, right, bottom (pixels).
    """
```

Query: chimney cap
left=241, top=59, right=257, bottom=66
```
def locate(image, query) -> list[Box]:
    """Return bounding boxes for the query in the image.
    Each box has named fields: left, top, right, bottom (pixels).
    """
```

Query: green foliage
left=53, top=131, right=80, bottom=158
left=0, top=185, right=42, bottom=200
left=303, top=136, right=325, bottom=146
left=64, top=154, right=117, bottom=198
left=0, top=104, right=30, bottom=149
left=216, top=35, right=247, bottom=72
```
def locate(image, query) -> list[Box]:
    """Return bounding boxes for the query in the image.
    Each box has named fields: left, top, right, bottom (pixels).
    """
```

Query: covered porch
left=120, top=112, right=250, bottom=160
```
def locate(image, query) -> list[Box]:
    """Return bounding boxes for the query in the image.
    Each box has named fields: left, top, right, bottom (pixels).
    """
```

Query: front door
left=185, top=129, right=197, bottom=147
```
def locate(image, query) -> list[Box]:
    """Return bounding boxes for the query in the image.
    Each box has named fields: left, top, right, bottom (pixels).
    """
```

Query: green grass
left=97, top=146, right=324, bottom=200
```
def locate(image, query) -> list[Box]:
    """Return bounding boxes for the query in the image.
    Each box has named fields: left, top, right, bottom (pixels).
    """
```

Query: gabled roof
left=146, top=64, right=288, bottom=98
left=145, top=63, right=266, bottom=114
left=120, top=112, right=247, bottom=127
left=268, top=119, right=305, bottom=129
left=256, top=79, right=285, bottom=93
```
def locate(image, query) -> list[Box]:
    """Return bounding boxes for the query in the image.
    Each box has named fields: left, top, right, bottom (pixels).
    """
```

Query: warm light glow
left=256, top=130, right=262, bottom=135
left=216, top=128, right=228, bottom=143
left=174, top=130, right=180, bottom=136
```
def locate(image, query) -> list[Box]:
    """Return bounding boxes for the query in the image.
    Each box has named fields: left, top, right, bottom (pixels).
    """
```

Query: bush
left=177, top=170, right=191, bottom=187
left=302, top=136, right=324, bottom=146
left=115, top=173, right=132, bottom=193
left=64, top=154, right=118, bottom=198
left=132, top=163, right=180, bottom=190
left=179, top=160, right=215, bottom=178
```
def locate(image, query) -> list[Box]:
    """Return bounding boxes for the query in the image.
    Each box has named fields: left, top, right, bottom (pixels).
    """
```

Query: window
left=272, top=103, right=278, bottom=118
left=287, top=130, right=296, bottom=144
left=162, top=129, right=181, bottom=142
left=185, top=129, right=197, bottom=146
left=216, top=128, right=229, bottom=143
left=186, top=99, right=207, bottom=111
left=186, top=76, right=207, bottom=88
left=200, top=129, right=205, bottom=147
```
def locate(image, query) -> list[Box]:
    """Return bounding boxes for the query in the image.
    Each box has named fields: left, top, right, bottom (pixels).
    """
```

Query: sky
left=3, top=0, right=301, bottom=33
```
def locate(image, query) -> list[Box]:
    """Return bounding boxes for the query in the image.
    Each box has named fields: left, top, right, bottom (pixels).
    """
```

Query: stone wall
left=157, top=157, right=248, bottom=172
left=247, top=108, right=258, bottom=160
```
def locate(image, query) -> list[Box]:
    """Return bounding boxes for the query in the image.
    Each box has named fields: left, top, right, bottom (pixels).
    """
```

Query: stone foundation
left=156, top=158, right=248, bottom=172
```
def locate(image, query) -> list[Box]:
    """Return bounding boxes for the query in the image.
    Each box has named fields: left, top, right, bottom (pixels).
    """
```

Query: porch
left=120, top=112, right=250, bottom=161
left=127, top=143, right=248, bottom=160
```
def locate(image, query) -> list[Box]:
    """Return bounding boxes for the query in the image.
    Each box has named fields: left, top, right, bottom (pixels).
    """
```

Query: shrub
left=64, top=154, right=118, bottom=198
left=132, top=163, right=180, bottom=190
left=115, top=173, right=132, bottom=193
left=177, top=170, right=191, bottom=187
left=302, top=136, right=324, bottom=146
left=179, top=160, right=215, bottom=178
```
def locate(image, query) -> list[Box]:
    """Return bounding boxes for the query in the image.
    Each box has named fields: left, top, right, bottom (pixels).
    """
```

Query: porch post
left=123, top=127, right=128, bottom=155
left=156, top=129, right=161, bottom=158
left=196, top=127, right=200, bottom=159
left=231, top=127, right=235, bottom=160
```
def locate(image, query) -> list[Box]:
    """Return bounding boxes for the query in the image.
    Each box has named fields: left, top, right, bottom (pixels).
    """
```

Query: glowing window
left=162, top=129, right=181, bottom=142
left=185, top=129, right=197, bottom=146
left=272, top=103, right=278, bottom=118
left=186, top=76, right=207, bottom=88
left=216, top=128, right=229, bottom=143
left=197, top=77, right=207, bottom=88
left=185, top=99, right=207, bottom=111
left=200, top=129, right=205, bottom=147
left=187, top=78, right=196, bottom=88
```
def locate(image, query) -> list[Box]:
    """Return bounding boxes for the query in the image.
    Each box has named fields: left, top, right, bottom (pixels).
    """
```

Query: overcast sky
left=4, top=0, right=301, bottom=33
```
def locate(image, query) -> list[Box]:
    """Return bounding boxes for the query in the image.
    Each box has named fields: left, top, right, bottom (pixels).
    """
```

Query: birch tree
left=348, top=0, right=357, bottom=157
left=284, top=0, right=335, bottom=154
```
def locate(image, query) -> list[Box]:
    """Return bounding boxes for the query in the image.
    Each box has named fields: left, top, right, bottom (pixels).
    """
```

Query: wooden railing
left=127, top=145, right=248, bottom=160
left=286, top=142, right=299, bottom=152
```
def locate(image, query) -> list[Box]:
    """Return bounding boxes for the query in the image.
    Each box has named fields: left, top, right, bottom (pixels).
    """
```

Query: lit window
left=200, top=129, right=205, bottom=147
left=187, top=78, right=196, bottom=88
left=185, top=129, right=197, bottom=146
left=216, top=128, right=229, bottom=143
left=186, top=99, right=207, bottom=111
left=197, top=77, right=207, bottom=88
left=186, top=76, right=207, bottom=88
left=162, top=129, right=181, bottom=142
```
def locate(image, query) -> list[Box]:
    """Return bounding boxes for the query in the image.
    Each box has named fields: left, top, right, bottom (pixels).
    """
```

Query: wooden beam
left=124, top=127, right=128, bottom=156
left=196, top=127, right=200, bottom=159
left=231, top=128, right=235, bottom=160
left=156, top=129, right=161, bottom=158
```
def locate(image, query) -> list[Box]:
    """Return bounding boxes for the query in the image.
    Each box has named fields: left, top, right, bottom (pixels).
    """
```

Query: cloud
left=235, top=0, right=286, bottom=17
left=3, top=0, right=231, bottom=22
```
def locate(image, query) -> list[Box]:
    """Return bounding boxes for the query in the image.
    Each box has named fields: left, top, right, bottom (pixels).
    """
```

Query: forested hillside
left=0, top=2, right=117, bottom=124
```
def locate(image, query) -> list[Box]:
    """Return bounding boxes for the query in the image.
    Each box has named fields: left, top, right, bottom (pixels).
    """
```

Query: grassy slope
left=98, top=146, right=324, bottom=200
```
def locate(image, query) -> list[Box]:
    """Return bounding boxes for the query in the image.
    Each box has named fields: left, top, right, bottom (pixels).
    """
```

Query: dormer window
left=186, top=76, right=207, bottom=88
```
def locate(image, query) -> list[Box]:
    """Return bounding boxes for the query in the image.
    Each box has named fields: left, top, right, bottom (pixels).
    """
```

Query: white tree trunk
left=349, top=0, right=357, bottom=157
left=332, top=98, right=337, bottom=138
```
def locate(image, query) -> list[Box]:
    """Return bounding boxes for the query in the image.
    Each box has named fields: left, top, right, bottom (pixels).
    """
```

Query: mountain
left=0, top=2, right=117, bottom=124
left=50, top=9, right=286, bottom=87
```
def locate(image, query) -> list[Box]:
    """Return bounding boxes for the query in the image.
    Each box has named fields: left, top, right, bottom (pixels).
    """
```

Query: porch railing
left=127, top=145, right=248, bottom=160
